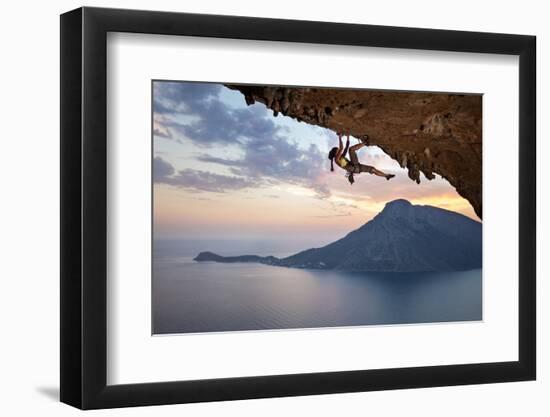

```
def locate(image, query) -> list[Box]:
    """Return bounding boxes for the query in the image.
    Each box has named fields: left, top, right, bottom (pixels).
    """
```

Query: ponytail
left=330, top=159, right=334, bottom=172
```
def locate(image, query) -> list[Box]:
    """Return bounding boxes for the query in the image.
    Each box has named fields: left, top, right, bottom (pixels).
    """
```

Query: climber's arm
left=342, top=134, right=350, bottom=157
left=335, top=133, right=344, bottom=159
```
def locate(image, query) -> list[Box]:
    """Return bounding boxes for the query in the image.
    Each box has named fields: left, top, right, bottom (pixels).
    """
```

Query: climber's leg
left=359, top=165, right=395, bottom=180
left=348, top=143, right=365, bottom=165
left=358, top=134, right=369, bottom=144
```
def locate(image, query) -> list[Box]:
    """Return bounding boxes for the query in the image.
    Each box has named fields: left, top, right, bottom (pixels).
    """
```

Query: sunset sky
left=153, top=81, right=478, bottom=245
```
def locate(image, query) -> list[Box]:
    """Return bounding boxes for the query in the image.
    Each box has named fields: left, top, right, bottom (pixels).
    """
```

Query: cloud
left=153, top=114, right=174, bottom=139
left=196, top=155, right=241, bottom=167
left=153, top=156, right=258, bottom=192
left=154, top=81, right=333, bottom=199
left=153, top=81, right=221, bottom=115
left=310, top=181, right=332, bottom=200
left=197, top=139, right=330, bottom=198
left=154, top=81, right=282, bottom=146
left=153, top=127, right=172, bottom=138
left=153, top=156, right=175, bottom=180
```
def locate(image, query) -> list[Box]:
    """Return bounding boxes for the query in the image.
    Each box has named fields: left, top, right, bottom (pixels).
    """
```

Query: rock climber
left=328, top=133, right=395, bottom=185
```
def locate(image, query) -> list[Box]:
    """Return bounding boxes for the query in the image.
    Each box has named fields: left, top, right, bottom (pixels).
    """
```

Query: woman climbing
left=328, top=133, right=395, bottom=185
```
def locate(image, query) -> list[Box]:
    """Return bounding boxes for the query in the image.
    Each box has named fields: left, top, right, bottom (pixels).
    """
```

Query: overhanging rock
left=226, top=85, right=482, bottom=219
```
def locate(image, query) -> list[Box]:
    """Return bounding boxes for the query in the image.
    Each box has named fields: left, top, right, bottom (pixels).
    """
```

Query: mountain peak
left=385, top=199, right=412, bottom=208
left=381, top=199, right=412, bottom=215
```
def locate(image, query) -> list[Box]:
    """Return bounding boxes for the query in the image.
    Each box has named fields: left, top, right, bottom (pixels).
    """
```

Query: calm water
left=153, top=240, right=482, bottom=334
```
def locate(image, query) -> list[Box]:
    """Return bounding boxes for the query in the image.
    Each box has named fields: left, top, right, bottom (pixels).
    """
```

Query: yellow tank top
left=338, top=157, right=349, bottom=167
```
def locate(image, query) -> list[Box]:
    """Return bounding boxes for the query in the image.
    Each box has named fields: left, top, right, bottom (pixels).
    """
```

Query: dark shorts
left=345, top=164, right=374, bottom=174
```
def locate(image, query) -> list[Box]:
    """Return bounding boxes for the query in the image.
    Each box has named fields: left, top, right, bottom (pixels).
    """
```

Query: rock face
left=225, top=84, right=482, bottom=219
left=195, top=199, right=482, bottom=272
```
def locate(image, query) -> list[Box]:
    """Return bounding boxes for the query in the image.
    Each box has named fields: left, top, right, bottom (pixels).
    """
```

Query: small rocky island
left=193, top=252, right=279, bottom=265
left=194, top=199, right=482, bottom=272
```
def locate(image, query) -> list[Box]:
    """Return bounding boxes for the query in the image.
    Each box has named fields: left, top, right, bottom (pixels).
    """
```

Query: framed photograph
left=60, top=7, right=536, bottom=409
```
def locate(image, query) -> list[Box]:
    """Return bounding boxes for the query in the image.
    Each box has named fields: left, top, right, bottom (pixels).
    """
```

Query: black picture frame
left=60, top=6, right=536, bottom=410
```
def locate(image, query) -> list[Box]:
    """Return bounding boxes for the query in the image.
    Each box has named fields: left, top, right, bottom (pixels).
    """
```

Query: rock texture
left=195, top=199, right=482, bottom=272
left=225, top=84, right=482, bottom=219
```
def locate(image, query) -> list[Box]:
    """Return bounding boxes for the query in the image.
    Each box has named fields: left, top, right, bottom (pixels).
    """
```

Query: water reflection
left=153, top=259, right=482, bottom=335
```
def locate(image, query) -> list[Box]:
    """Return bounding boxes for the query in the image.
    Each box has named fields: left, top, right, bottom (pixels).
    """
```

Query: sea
left=152, top=239, right=482, bottom=334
